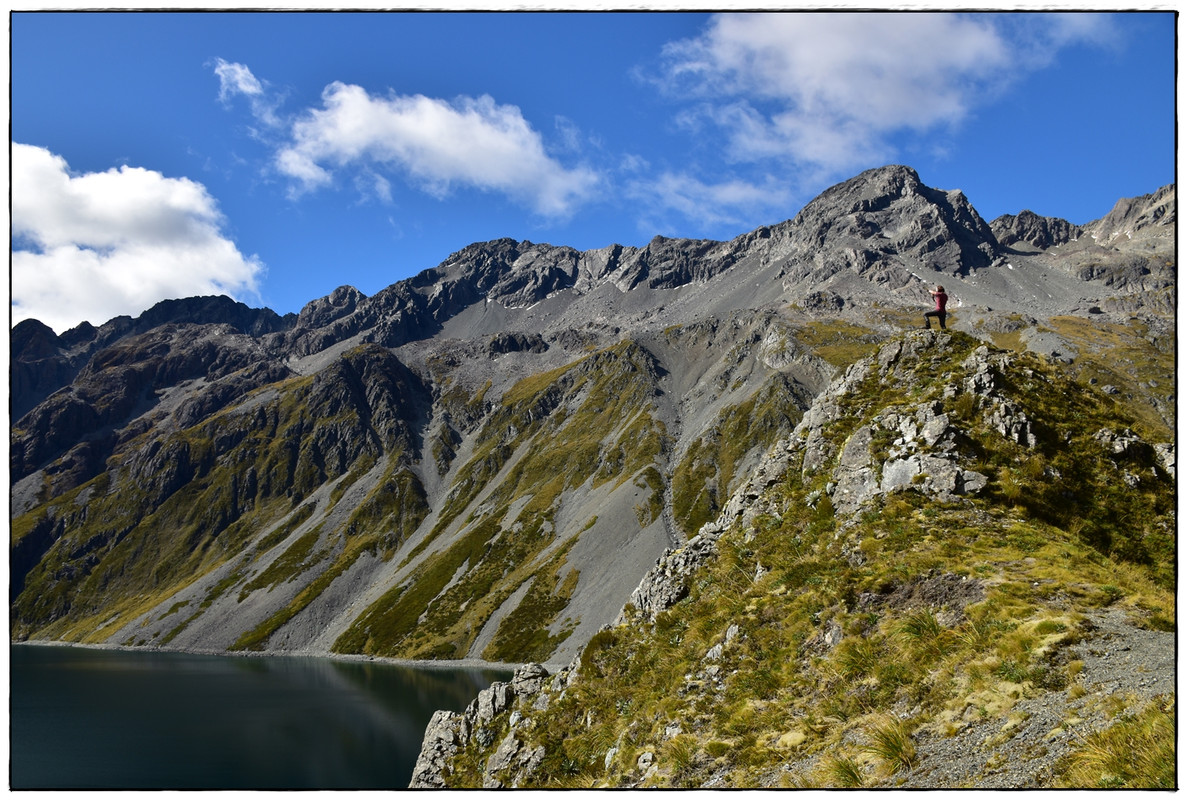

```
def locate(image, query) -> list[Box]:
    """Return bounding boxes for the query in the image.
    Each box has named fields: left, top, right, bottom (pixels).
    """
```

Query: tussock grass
left=1057, top=699, right=1176, bottom=788
left=865, top=716, right=918, bottom=775
left=816, top=753, right=867, bottom=787
left=437, top=333, right=1173, bottom=789
left=791, top=319, right=882, bottom=367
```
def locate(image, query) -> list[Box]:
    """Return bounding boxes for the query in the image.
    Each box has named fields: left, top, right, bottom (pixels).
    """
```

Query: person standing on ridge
left=924, top=285, right=948, bottom=329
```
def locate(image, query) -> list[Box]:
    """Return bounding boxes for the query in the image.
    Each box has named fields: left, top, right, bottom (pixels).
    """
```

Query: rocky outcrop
left=487, top=331, right=548, bottom=356
left=830, top=402, right=989, bottom=516
left=627, top=331, right=996, bottom=622
left=410, top=663, right=552, bottom=788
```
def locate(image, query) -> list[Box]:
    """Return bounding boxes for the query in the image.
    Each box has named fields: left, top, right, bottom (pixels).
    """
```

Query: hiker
left=924, top=285, right=948, bottom=330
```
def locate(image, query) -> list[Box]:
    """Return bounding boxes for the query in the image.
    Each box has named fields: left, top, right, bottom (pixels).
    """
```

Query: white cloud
left=213, top=58, right=264, bottom=101
left=627, top=171, right=793, bottom=233
left=212, top=57, right=283, bottom=129
left=273, top=81, right=602, bottom=218
left=12, top=143, right=264, bottom=334
left=658, top=12, right=1112, bottom=176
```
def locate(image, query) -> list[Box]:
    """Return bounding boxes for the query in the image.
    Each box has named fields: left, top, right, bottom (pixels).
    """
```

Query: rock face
left=1082, top=183, right=1176, bottom=249
left=9, top=166, right=1174, bottom=674
left=782, top=164, right=1001, bottom=281
left=410, top=663, right=552, bottom=788
left=991, top=209, right=1081, bottom=250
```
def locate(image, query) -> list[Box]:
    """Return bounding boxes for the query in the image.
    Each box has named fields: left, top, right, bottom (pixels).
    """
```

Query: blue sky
left=11, top=10, right=1176, bottom=334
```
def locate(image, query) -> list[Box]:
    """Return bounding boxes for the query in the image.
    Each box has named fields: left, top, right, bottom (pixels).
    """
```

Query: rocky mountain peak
left=990, top=209, right=1081, bottom=250
left=784, top=164, right=1000, bottom=282
left=133, top=295, right=293, bottom=337
left=296, top=285, right=365, bottom=330
left=396, top=237, right=583, bottom=315
left=11, top=318, right=62, bottom=361
left=1082, top=183, right=1175, bottom=247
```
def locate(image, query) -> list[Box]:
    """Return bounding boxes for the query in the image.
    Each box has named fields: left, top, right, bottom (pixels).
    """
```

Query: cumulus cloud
left=657, top=12, right=1111, bottom=176
left=272, top=81, right=602, bottom=218
left=12, top=143, right=264, bottom=333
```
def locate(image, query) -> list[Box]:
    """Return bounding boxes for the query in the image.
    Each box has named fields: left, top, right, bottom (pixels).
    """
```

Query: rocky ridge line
left=408, top=330, right=1174, bottom=788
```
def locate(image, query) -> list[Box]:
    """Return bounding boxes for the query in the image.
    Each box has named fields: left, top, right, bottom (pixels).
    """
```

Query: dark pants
left=924, top=310, right=947, bottom=329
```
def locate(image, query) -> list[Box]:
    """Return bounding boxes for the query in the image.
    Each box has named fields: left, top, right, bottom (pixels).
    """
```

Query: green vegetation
left=789, top=318, right=882, bottom=366
left=672, top=376, right=804, bottom=536
left=1056, top=699, right=1176, bottom=788
left=238, top=525, right=326, bottom=600
left=341, top=462, right=428, bottom=555
left=343, top=339, right=670, bottom=661
left=437, top=332, right=1174, bottom=788
left=973, top=313, right=1173, bottom=441
left=12, top=315, right=1173, bottom=789
left=11, top=344, right=418, bottom=643
left=1043, top=315, right=1174, bottom=440
left=483, top=539, right=581, bottom=663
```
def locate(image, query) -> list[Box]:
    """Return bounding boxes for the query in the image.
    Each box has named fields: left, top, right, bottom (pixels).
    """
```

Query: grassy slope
left=11, top=345, right=428, bottom=645
left=331, top=340, right=671, bottom=661
left=438, top=331, right=1175, bottom=788
left=11, top=312, right=1173, bottom=686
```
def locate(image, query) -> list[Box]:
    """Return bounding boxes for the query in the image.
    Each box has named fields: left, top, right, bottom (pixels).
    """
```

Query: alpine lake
left=11, top=643, right=512, bottom=789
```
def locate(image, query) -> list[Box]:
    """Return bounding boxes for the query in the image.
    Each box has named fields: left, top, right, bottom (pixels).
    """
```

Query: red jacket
left=934, top=292, right=948, bottom=312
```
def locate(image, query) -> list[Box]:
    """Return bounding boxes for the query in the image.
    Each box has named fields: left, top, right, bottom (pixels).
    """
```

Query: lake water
left=10, top=644, right=512, bottom=789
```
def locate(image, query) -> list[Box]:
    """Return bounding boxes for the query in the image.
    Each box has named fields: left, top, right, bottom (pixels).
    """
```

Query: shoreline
left=12, top=638, right=567, bottom=674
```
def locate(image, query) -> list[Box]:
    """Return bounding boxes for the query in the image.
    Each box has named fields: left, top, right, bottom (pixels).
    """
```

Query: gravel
left=897, top=607, right=1174, bottom=788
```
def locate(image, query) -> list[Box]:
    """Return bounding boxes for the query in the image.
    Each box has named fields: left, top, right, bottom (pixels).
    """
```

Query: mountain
left=11, top=165, right=1174, bottom=681
left=410, top=330, right=1174, bottom=788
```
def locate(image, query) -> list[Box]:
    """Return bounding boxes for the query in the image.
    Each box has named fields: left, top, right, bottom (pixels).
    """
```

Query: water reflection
left=11, top=645, right=511, bottom=789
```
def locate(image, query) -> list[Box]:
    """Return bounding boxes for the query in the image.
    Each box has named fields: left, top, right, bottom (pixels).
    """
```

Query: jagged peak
left=782, top=164, right=998, bottom=278
left=296, top=284, right=366, bottom=329
left=990, top=209, right=1081, bottom=250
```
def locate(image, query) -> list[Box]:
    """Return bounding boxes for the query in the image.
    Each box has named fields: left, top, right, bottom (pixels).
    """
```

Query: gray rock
left=511, top=662, right=550, bottom=696
left=409, top=710, right=468, bottom=788
left=475, top=680, right=514, bottom=723
left=990, top=209, right=1080, bottom=250
left=831, top=424, right=881, bottom=515
left=1153, top=442, right=1175, bottom=477
left=485, top=732, right=523, bottom=786
left=409, top=664, right=551, bottom=788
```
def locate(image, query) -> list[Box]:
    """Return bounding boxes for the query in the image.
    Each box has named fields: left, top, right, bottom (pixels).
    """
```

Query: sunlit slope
left=417, top=331, right=1174, bottom=788
left=12, top=317, right=828, bottom=666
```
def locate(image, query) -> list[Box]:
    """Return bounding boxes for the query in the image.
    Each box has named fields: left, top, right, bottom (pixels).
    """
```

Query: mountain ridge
left=11, top=165, right=1174, bottom=677
left=410, top=329, right=1174, bottom=788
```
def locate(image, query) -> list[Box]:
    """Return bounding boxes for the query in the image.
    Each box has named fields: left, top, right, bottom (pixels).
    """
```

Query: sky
left=10, top=9, right=1177, bottom=334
